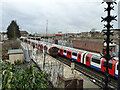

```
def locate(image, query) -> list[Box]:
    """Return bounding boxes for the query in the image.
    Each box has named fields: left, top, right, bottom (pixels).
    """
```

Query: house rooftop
left=8, top=49, right=23, bottom=54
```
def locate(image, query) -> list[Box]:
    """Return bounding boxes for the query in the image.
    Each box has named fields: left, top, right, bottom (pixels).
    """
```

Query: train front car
left=47, top=44, right=59, bottom=56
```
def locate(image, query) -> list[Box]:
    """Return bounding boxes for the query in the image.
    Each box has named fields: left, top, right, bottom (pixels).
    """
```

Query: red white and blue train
left=20, top=37, right=119, bottom=78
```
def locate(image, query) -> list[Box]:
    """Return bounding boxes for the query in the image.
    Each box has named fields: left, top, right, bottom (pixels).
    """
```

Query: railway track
left=54, top=55, right=118, bottom=89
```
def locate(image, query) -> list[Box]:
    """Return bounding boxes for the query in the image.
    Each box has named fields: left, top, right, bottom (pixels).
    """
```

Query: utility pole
left=118, top=29, right=120, bottom=90
left=118, top=1, right=120, bottom=90
left=43, top=20, right=48, bottom=69
left=101, top=0, right=117, bottom=90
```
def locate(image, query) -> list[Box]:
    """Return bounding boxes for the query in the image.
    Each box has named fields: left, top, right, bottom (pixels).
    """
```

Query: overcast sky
left=1, top=0, right=119, bottom=34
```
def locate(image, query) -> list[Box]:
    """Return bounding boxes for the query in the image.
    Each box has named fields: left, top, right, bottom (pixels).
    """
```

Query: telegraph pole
left=118, top=1, right=120, bottom=90
left=43, top=20, right=48, bottom=69
left=118, top=30, right=120, bottom=90
left=101, top=0, right=117, bottom=89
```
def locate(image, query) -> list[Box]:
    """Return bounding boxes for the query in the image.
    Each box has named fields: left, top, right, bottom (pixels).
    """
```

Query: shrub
left=2, top=61, right=49, bottom=89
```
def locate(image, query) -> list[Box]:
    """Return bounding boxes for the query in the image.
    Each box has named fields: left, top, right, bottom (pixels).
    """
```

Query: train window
left=92, top=57, right=100, bottom=64
left=108, top=61, right=113, bottom=69
left=86, top=55, right=89, bottom=61
left=117, top=65, right=119, bottom=70
left=64, top=50, right=66, bottom=53
left=108, top=63, right=112, bottom=69
left=50, top=47, right=58, bottom=54
left=73, top=52, right=77, bottom=56
left=103, top=60, right=113, bottom=69
left=55, top=48, right=59, bottom=52
left=103, top=60, right=107, bottom=67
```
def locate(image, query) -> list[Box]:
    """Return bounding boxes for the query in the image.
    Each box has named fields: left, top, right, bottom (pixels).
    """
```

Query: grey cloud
left=2, top=1, right=118, bottom=33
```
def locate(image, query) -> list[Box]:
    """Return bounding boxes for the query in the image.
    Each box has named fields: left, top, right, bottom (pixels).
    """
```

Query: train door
left=40, top=45, right=43, bottom=50
left=77, top=52, right=83, bottom=63
left=108, top=60, right=117, bottom=76
left=36, top=43, right=38, bottom=48
left=101, top=58, right=106, bottom=72
left=60, top=47, right=64, bottom=55
left=32, top=42, right=34, bottom=46
left=67, top=49, right=72, bottom=59
left=44, top=46, right=47, bottom=52
left=85, top=53, right=92, bottom=66
left=38, top=44, right=40, bottom=50
left=115, top=62, right=118, bottom=77
left=33, top=43, right=35, bottom=49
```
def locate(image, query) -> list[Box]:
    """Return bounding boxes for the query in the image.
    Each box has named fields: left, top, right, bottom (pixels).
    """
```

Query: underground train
left=20, top=37, right=119, bottom=78
left=26, top=39, right=59, bottom=56
left=54, top=44, right=118, bottom=78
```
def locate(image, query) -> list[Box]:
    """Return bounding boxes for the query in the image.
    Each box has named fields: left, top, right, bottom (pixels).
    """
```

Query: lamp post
left=101, top=1, right=117, bottom=89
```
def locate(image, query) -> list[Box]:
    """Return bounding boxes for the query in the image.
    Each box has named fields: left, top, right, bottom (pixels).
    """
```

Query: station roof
left=8, top=49, right=23, bottom=54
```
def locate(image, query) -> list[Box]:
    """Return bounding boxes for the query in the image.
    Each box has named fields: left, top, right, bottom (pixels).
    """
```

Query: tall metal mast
left=118, top=1, right=120, bottom=90
left=43, top=20, right=48, bottom=69
left=101, top=0, right=117, bottom=89
left=46, top=20, right=48, bottom=41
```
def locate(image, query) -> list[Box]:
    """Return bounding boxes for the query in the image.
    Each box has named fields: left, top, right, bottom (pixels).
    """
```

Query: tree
left=90, top=28, right=96, bottom=38
left=7, top=20, right=21, bottom=39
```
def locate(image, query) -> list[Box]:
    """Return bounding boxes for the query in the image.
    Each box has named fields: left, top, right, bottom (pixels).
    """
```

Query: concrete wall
left=9, top=54, right=24, bottom=64
left=58, top=74, right=83, bottom=89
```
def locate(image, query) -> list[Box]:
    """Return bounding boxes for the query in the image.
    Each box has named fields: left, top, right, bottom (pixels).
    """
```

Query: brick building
left=20, top=31, right=28, bottom=36
left=0, top=32, right=7, bottom=41
left=73, top=40, right=116, bottom=53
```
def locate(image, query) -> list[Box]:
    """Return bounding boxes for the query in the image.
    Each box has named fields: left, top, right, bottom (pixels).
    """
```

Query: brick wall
left=73, top=40, right=104, bottom=53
